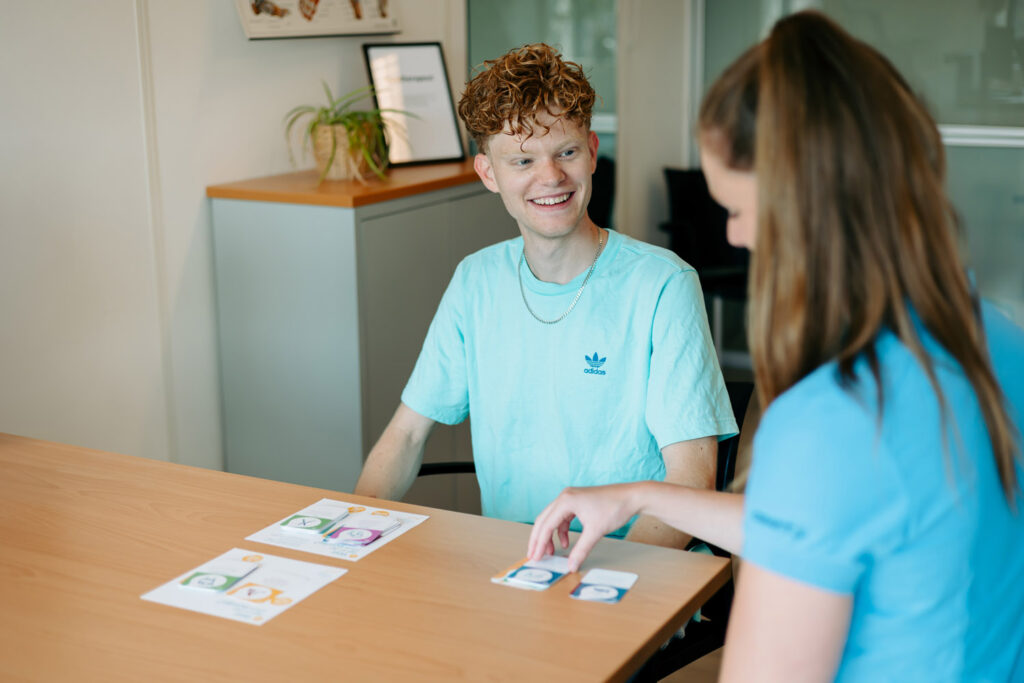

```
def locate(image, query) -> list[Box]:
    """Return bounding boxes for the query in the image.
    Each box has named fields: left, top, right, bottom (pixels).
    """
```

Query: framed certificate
left=363, top=42, right=466, bottom=165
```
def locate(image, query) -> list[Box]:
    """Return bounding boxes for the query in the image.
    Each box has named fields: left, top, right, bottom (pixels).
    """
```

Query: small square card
left=278, top=502, right=349, bottom=534
left=323, top=514, right=401, bottom=546
left=180, top=558, right=259, bottom=592
left=491, top=555, right=571, bottom=591
left=570, top=568, right=638, bottom=604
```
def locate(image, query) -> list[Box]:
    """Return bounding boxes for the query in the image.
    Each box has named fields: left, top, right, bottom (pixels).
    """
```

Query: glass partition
left=467, top=0, right=618, bottom=156
left=702, top=0, right=1024, bottom=324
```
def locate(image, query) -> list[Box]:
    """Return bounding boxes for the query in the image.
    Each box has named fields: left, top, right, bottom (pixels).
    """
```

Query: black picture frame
left=363, top=42, right=466, bottom=166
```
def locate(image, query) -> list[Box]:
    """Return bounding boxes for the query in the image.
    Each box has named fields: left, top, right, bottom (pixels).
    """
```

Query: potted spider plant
left=284, top=82, right=393, bottom=184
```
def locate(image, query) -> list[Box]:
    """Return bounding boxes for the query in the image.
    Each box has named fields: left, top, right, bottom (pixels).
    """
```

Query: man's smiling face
left=474, top=111, right=599, bottom=243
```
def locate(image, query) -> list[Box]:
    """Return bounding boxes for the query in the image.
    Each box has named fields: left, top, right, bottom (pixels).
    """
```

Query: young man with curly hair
left=355, top=44, right=736, bottom=551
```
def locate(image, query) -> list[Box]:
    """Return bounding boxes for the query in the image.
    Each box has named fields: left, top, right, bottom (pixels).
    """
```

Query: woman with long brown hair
left=528, top=11, right=1023, bottom=681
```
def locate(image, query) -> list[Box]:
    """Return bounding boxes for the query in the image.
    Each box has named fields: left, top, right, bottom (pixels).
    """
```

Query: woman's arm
left=624, top=437, right=717, bottom=550
left=527, top=482, right=744, bottom=572
left=721, top=562, right=852, bottom=682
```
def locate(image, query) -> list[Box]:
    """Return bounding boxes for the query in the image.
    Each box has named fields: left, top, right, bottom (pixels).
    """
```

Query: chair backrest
left=661, top=167, right=749, bottom=271
left=588, top=155, right=616, bottom=229
left=716, top=380, right=755, bottom=492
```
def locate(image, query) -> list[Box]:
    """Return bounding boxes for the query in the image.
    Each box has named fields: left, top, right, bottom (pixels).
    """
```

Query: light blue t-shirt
left=743, top=303, right=1024, bottom=682
left=402, top=230, right=737, bottom=528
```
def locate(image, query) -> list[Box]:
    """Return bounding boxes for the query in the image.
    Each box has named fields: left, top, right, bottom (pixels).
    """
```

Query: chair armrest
left=417, top=461, right=476, bottom=477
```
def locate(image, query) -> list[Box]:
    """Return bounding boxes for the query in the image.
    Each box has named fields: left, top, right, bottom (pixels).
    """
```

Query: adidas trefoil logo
left=584, top=352, right=607, bottom=375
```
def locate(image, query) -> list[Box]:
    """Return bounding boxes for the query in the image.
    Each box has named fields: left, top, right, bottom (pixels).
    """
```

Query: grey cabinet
left=209, top=169, right=516, bottom=512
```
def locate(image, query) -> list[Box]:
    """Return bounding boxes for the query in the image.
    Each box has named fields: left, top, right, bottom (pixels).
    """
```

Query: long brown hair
left=699, top=11, right=1020, bottom=502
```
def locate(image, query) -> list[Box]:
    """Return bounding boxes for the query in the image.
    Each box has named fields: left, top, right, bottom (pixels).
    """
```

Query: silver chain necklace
left=518, top=230, right=605, bottom=324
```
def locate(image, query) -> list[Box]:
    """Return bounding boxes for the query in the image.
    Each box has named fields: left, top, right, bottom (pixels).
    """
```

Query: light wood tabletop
left=0, top=433, right=730, bottom=682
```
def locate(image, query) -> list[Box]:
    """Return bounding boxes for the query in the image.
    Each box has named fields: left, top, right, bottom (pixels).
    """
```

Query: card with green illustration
left=180, top=559, right=259, bottom=591
left=278, top=502, right=350, bottom=534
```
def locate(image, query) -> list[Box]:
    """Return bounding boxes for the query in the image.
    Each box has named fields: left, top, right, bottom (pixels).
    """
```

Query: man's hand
left=354, top=403, right=436, bottom=501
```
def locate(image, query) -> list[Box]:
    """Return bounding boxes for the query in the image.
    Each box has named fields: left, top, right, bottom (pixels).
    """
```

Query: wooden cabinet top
left=206, top=159, right=483, bottom=208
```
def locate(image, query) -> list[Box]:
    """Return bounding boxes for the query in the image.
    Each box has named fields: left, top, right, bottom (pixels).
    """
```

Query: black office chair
left=660, top=168, right=749, bottom=363
left=631, top=379, right=754, bottom=682
left=417, top=460, right=475, bottom=477
left=588, top=155, right=616, bottom=230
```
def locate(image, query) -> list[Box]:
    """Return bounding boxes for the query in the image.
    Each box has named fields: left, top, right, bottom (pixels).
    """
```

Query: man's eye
left=513, top=159, right=531, bottom=167
left=560, top=149, right=576, bottom=158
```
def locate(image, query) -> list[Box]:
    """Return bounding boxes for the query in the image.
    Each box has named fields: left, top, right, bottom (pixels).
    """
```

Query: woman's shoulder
left=980, top=300, right=1024, bottom=419
left=981, top=301, right=1024, bottom=367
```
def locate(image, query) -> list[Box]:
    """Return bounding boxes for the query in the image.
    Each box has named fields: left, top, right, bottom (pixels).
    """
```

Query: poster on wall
left=235, top=0, right=399, bottom=39
left=363, top=43, right=466, bottom=165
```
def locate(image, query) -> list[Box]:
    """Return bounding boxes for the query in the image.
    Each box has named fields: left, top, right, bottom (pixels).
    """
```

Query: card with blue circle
left=491, top=555, right=571, bottom=591
left=570, top=568, right=638, bottom=604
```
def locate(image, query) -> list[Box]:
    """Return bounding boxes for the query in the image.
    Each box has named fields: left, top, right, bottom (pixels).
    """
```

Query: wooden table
left=0, top=434, right=730, bottom=682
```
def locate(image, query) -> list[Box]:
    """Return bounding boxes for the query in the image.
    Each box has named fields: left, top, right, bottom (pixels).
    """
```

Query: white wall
left=615, top=0, right=695, bottom=246
left=0, top=0, right=466, bottom=468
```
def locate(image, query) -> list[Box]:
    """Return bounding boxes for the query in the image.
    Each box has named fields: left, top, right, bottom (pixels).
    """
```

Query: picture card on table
left=141, top=548, right=346, bottom=625
left=323, top=514, right=402, bottom=546
left=278, top=501, right=350, bottom=534
left=491, top=555, right=572, bottom=591
left=569, top=568, right=638, bottom=604
left=248, top=498, right=428, bottom=561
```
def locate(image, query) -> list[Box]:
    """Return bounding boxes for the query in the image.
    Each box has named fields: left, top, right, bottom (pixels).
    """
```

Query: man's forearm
left=624, top=436, right=717, bottom=550
left=353, top=435, right=420, bottom=500
left=353, top=404, right=433, bottom=500
left=624, top=512, right=694, bottom=549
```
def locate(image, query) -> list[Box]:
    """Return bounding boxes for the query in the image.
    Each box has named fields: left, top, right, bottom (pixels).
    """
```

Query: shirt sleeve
left=400, top=263, right=470, bottom=425
left=645, top=269, right=738, bottom=448
left=742, top=378, right=906, bottom=594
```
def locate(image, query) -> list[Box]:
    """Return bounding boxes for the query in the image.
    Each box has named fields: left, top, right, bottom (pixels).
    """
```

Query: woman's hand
left=527, top=483, right=643, bottom=572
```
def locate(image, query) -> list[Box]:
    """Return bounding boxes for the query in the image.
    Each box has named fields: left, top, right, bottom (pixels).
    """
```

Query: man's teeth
left=532, top=193, right=571, bottom=206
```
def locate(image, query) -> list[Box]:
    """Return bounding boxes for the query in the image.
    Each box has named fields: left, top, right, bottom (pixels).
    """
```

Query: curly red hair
left=457, top=43, right=595, bottom=153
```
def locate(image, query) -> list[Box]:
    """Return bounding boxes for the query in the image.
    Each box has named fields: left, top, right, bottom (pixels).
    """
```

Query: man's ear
left=588, top=130, right=599, bottom=174
left=474, top=153, right=500, bottom=193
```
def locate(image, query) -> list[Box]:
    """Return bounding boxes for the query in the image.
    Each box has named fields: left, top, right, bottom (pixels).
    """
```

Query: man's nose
left=537, top=159, right=565, bottom=185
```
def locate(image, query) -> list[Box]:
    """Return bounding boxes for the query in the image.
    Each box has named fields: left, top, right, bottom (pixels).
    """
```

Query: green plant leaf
left=320, top=80, right=335, bottom=107
left=285, top=81, right=412, bottom=179
left=329, top=85, right=375, bottom=115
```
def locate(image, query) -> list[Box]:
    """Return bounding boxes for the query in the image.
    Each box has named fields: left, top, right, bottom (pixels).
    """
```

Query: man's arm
left=354, top=403, right=436, bottom=501
left=623, top=435, right=716, bottom=549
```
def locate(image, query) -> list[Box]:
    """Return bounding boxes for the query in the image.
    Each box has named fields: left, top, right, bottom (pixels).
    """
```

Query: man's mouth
left=529, top=192, right=573, bottom=207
